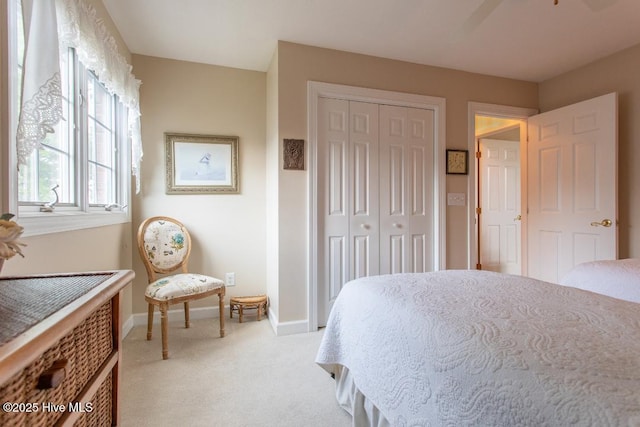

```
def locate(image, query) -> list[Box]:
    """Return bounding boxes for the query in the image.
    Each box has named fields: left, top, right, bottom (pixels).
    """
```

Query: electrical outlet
left=225, top=272, right=235, bottom=287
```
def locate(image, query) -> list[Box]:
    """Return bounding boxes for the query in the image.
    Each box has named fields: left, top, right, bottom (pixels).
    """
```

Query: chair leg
left=147, top=303, right=154, bottom=340
left=184, top=301, right=190, bottom=328
left=160, top=303, right=169, bottom=360
left=219, top=293, right=225, bottom=338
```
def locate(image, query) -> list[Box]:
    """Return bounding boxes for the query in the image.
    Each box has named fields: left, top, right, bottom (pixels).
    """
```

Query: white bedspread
left=316, top=270, right=640, bottom=426
left=560, top=258, right=640, bottom=303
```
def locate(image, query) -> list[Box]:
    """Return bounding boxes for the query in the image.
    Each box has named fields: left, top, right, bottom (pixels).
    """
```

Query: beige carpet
left=120, top=315, right=351, bottom=427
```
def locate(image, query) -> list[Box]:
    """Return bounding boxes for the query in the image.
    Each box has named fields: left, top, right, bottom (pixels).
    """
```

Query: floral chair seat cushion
left=145, top=273, right=225, bottom=301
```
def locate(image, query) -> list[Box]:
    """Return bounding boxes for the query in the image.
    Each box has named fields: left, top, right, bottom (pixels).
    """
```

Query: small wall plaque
left=446, top=149, right=469, bottom=175
left=283, top=139, right=305, bottom=170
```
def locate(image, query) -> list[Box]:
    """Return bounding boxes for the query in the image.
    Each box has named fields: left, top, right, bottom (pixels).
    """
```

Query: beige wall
left=270, top=41, right=538, bottom=323
left=130, top=55, right=267, bottom=315
left=0, top=0, right=134, bottom=323
left=2, top=223, right=133, bottom=276
left=539, top=43, right=640, bottom=259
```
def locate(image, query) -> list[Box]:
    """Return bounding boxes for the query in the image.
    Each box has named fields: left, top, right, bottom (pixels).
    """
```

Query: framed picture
left=283, top=138, right=305, bottom=170
left=165, top=133, right=239, bottom=194
left=446, top=149, right=468, bottom=175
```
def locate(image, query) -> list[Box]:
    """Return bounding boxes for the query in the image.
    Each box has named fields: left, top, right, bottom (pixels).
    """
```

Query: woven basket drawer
left=73, top=301, right=113, bottom=392
left=0, top=301, right=113, bottom=427
left=73, top=372, right=112, bottom=427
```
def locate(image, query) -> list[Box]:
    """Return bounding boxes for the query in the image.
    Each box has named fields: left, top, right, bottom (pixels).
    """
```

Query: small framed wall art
left=283, top=138, right=304, bottom=170
left=446, top=149, right=468, bottom=175
left=165, top=133, right=239, bottom=194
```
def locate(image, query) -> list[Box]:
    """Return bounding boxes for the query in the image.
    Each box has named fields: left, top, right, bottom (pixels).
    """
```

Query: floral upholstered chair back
left=138, top=217, right=192, bottom=280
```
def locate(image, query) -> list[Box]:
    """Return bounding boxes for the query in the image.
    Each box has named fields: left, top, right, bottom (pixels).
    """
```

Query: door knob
left=514, top=215, right=522, bottom=221
left=590, top=219, right=612, bottom=227
left=360, top=224, right=370, bottom=230
left=392, top=223, right=402, bottom=228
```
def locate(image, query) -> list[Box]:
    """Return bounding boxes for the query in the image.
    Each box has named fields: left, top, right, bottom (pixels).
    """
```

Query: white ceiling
left=102, top=0, right=640, bottom=82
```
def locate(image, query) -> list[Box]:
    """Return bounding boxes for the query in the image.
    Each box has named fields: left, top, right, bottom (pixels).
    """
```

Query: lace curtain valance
left=18, top=0, right=143, bottom=193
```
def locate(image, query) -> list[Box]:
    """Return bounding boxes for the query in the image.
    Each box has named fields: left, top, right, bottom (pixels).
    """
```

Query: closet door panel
left=380, top=105, right=407, bottom=274
left=349, top=101, right=380, bottom=279
left=407, top=107, right=434, bottom=273
left=380, top=105, right=434, bottom=274
left=318, top=97, right=350, bottom=318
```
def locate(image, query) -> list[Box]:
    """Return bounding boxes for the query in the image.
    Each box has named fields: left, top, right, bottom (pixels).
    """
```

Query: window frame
left=3, top=0, right=131, bottom=237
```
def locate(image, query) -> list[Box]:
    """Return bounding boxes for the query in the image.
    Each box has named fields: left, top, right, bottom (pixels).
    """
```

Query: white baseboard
left=266, top=306, right=310, bottom=336
left=122, top=314, right=134, bottom=338
left=123, top=305, right=309, bottom=338
left=121, top=305, right=223, bottom=339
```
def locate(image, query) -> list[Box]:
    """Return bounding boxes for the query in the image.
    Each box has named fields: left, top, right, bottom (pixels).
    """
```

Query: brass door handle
left=590, top=219, right=612, bottom=227
left=514, top=215, right=522, bottom=221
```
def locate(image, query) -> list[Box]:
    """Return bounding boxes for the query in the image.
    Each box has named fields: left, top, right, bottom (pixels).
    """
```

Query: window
left=6, top=0, right=131, bottom=236
left=18, top=48, right=75, bottom=206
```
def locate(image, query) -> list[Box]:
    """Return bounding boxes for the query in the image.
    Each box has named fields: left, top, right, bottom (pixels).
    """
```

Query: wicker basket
left=73, top=372, right=112, bottom=427
left=0, top=301, right=113, bottom=427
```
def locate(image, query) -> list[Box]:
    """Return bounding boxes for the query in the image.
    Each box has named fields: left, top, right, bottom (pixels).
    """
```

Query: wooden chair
left=137, top=216, right=225, bottom=359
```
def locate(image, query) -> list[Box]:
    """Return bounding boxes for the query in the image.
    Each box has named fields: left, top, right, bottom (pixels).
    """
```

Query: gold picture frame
left=165, top=133, right=239, bottom=194
left=446, top=149, right=468, bottom=175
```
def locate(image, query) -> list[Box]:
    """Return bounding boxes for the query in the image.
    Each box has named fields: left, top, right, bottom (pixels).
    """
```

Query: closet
left=317, top=97, right=435, bottom=321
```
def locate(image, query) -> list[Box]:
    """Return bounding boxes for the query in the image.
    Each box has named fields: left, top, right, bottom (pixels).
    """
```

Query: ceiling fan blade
left=460, top=0, right=504, bottom=36
left=582, top=0, right=618, bottom=12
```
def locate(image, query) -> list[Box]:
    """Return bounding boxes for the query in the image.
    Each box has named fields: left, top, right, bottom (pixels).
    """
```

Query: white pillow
left=559, top=258, right=640, bottom=303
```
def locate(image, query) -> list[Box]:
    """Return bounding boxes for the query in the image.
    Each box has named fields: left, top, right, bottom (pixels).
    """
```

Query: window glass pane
left=18, top=143, right=72, bottom=203
left=87, top=72, right=116, bottom=205
left=88, top=163, right=114, bottom=205
left=88, top=73, right=112, bottom=126
left=17, top=152, right=38, bottom=202
left=93, top=123, right=114, bottom=167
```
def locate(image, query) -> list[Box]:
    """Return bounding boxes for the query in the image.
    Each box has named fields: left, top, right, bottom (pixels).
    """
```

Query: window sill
left=19, top=210, right=131, bottom=237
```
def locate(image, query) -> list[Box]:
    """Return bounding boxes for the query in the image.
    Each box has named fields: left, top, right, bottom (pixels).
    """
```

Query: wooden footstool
left=229, top=295, right=268, bottom=323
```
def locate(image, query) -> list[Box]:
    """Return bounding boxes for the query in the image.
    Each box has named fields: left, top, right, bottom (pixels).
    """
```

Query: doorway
left=476, top=124, right=522, bottom=274
left=467, top=103, right=537, bottom=273
left=468, top=94, right=617, bottom=279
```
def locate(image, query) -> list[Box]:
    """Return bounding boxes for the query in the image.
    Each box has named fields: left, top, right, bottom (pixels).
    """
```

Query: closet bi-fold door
left=379, top=105, right=434, bottom=274
left=317, top=98, right=434, bottom=322
left=317, top=98, right=379, bottom=318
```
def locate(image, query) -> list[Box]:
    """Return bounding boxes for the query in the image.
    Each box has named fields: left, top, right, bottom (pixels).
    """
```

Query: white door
left=479, top=138, right=521, bottom=274
left=379, top=105, right=434, bottom=274
left=317, top=98, right=379, bottom=321
left=317, top=99, right=435, bottom=325
left=527, top=92, right=617, bottom=283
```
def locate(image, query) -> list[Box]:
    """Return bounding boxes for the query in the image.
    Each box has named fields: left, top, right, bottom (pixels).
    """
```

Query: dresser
left=0, top=270, right=134, bottom=427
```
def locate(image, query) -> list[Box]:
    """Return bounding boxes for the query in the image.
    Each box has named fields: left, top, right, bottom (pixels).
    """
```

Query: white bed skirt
left=332, top=364, right=391, bottom=427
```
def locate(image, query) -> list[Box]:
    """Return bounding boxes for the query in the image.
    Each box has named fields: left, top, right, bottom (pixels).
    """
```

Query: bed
left=559, top=258, right=640, bottom=304
left=315, top=266, right=640, bottom=426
